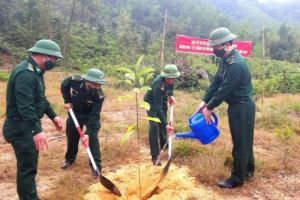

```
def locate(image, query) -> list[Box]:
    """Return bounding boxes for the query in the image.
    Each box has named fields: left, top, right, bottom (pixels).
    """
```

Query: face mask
left=44, top=60, right=56, bottom=70
left=213, top=48, right=226, bottom=58
left=85, top=83, right=98, bottom=93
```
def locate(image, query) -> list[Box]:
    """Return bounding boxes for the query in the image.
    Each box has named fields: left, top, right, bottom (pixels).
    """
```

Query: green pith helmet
left=160, top=64, right=180, bottom=78
left=208, top=27, right=237, bottom=47
left=82, top=68, right=106, bottom=84
left=27, top=39, right=63, bottom=58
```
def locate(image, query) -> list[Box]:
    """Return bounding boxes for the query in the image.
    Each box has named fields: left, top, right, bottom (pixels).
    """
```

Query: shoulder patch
left=227, top=56, right=235, bottom=65
left=71, top=75, right=83, bottom=81
left=27, top=63, right=34, bottom=72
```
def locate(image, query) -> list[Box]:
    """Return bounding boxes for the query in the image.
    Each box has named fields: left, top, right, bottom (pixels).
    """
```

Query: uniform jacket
left=144, top=75, right=173, bottom=125
left=5, top=57, right=57, bottom=136
left=61, top=76, right=105, bottom=135
left=203, top=49, right=253, bottom=110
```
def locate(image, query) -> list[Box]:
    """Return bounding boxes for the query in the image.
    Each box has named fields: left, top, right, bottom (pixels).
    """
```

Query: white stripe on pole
left=69, top=108, right=80, bottom=127
left=87, top=147, right=98, bottom=171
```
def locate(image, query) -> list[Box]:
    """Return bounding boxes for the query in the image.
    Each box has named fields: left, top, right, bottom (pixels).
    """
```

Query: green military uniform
left=203, top=48, right=256, bottom=184
left=144, top=75, right=174, bottom=161
left=61, top=75, right=104, bottom=171
left=3, top=57, right=58, bottom=200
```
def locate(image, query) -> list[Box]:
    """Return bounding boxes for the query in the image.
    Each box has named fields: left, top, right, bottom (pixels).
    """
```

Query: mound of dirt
left=84, top=162, right=220, bottom=200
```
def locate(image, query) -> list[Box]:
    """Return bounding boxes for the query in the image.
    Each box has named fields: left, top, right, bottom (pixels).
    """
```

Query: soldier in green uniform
left=2, top=39, right=64, bottom=200
left=196, top=27, right=256, bottom=188
left=144, top=64, right=180, bottom=165
left=60, top=68, right=106, bottom=177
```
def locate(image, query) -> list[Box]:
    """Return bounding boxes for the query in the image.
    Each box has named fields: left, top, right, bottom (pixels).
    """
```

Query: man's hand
left=196, top=101, right=207, bottom=113
left=64, top=103, right=73, bottom=111
left=169, top=96, right=175, bottom=105
left=52, top=116, right=63, bottom=132
left=33, top=132, right=48, bottom=151
left=81, top=134, right=89, bottom=148
left=202, top=107, right=213, bottom=124
left=166, top=124, right=174, bottom=136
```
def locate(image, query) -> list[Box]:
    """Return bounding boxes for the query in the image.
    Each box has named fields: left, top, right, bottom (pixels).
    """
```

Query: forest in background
left=0, top=0, right=300, bottom=95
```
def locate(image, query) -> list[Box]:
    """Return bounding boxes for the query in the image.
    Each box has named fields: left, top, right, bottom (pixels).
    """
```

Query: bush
left=0, top=71, right=9, bottom=82
left=175, top=65, right=208, bottom=91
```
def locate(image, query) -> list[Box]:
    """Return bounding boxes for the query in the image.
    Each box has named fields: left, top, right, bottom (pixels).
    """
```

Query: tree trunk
left=63, top=0, right=77, bottom=54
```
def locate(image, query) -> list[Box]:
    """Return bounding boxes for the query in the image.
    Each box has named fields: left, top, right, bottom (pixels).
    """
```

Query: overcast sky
left=258, top=0, right=293, bottom=3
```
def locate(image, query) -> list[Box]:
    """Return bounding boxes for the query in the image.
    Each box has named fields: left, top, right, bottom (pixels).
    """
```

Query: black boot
left=61, top=160, right=73, bottom=169
left=217, top=178, right=243, bottom=188
left=151, top=156, right=161, bottom=166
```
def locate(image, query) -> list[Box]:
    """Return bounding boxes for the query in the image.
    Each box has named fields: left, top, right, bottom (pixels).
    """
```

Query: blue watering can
left=176, top=112, right=220, bottom=145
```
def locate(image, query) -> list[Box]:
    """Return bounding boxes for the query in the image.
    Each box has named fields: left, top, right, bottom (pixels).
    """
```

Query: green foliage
left=173, top=140, right=206, bottom=157
left=120, top=123, right=136, bottom=146
left=0, top=71, right=9, bottom=82
left=115, top=55, right=155, bottom=88
left=116, top=55, right=159, bottom=145
left=1, top=0, right=300, bottom=97
left=174, top=140, right=192, bottom=157
left=275, top=126, right=294, bottom=141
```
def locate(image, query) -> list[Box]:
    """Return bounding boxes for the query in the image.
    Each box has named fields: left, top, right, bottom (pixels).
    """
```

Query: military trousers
left=147, top=109, right=168, bottom=158
left=65, top=117, right=101, bottom=170
left=227, top=99, right=256, bottom=184
left=3, top=118, right=40, bottom=200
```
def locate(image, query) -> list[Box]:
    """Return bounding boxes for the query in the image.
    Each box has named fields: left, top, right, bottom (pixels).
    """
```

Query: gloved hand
left=52, top=116, right=63, bottom=132
left=81, top=134, right=89, bottom=148
left=169, top=96, right=175, bottom=105
left=33, top=132, right=48, bottom=151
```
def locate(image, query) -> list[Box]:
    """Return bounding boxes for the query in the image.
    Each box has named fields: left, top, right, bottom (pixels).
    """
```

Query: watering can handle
left=189, top=108, right=203, bottom=121
left=189, top=110, right=218, bottom=126
left=211, top=112, right=218, bottom=126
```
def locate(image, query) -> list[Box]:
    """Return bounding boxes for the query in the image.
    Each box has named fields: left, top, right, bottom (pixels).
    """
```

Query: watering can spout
left=176, top=132, right=197, bottom=139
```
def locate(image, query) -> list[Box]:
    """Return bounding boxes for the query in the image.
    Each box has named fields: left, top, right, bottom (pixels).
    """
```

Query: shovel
left=161, top=102, right=174, bottom=176
left=141, top=103, right=175, bottom=200
left=69, top=108, right=121, bottom=196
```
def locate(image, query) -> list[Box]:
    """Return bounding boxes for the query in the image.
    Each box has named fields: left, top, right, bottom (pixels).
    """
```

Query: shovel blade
left=161, top=158, right=172, bottom=178
left=100, top=174, right=122, bottom=196
left=141, top=159, right=172, bottom=200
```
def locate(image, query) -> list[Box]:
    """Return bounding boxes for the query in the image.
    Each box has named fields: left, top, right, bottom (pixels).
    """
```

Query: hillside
left=205, top=0, right=300, bottom=29
left=1, top=0, right=300, bottom=70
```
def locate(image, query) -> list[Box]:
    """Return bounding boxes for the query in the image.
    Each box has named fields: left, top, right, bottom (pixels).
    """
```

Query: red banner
left=175, top=34, right=252, bottom=58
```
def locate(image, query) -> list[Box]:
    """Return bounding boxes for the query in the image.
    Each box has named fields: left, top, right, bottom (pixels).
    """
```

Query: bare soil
left=0, top=73, right=300, bottom=200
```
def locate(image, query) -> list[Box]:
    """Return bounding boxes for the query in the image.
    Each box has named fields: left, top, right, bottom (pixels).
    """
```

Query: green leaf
left=140, top=86, right=151, bottom=92
left=145, top=73, right=155, bottom=83
left=139, top=77, right=145, bottom=87
left=120, top=130, right=135, bottom=145
left=125, top=72, right=135, bottom=81
left=115, top=67, right=134, bottom=74
left=145, top=117, right=161, bottom=123
left=125, top=79, right=133, bottom=86
left=139, top=101, right=150, bottom=110
left=127, top=123, right=137, bottom=132
left=136, top=55, right=144, bottom=68
left=137, top=67, right=155, bottom=79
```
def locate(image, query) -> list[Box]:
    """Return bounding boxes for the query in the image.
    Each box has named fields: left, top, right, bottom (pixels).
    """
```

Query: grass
left=1, top=70, right=300, bottom=199
left=171, top=93, right=300, bottom=186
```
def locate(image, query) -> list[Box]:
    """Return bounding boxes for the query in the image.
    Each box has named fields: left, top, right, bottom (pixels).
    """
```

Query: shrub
left=0, top=71, right=9, bottom=82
